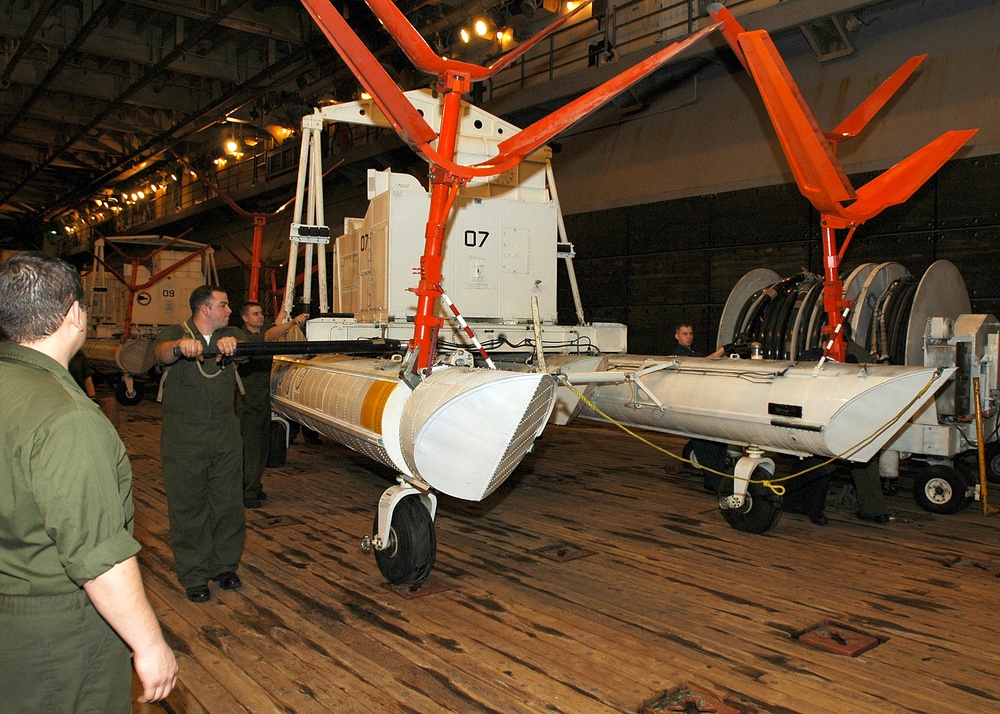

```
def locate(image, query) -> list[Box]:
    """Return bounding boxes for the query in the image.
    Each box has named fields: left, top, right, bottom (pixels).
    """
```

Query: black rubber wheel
left=114, top=379, right=145, bottom=406
left=266, top=420, right=287, bottom=468
left=682, top=440, right=696, bottom=464
left=983, top=441, right=1000, bottom=485
left=372, top=496, right=436, bottom=585
left=912, top=465, right=970, bottom=515
left=718, top=464, right=783, bottom=534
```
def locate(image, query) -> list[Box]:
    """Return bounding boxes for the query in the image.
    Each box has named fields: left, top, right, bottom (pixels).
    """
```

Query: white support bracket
left=363, top=479, right=438, bottom=554
left=719, top=447, right=774, bottom=511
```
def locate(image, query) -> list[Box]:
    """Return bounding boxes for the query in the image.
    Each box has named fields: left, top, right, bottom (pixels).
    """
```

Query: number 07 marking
left=464, top=230, right=489, bottom=248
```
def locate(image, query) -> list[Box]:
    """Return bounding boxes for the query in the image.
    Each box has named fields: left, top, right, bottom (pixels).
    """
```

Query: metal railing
left=66, top=0, right=775, bottom=248
left=485, top=0, right=766, bottom=101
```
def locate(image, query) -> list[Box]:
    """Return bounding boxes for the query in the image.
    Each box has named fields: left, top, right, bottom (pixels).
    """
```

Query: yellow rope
left=559, top=368, right=941, bottom=496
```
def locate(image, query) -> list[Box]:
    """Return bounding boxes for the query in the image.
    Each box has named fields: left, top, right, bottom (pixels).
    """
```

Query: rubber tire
left=912, top=465, right=970, bottom=515
left=718, top=464, right=783, bottom=534
left=372, top=496, right=436, bottom=585
left=114, top=379, right=145, bottom=406
left=266, top=420, right=287, bottom=468
left=983, top=441, right=1000, bottom=485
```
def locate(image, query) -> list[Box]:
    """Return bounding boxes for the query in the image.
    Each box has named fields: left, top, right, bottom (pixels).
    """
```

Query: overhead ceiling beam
left=40, top=39, right=322, bottom=220
left=0, top=0, right=60, bottom=87
left=1, top=0, right=256, bottom=214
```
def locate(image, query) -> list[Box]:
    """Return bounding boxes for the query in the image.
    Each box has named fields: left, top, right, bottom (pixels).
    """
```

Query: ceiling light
left=474, top=19, right=488, bottom=37
left=460, top=27, right=470, bottom=43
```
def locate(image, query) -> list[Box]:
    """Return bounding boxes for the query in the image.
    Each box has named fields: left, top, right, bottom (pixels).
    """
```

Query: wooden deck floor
left=118, top=398, right=1000, bottom=714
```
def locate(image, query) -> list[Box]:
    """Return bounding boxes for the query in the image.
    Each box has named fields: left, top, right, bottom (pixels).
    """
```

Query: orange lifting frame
left=708, top=3, right=976, bottom=362
left=299, top=0, right=719, bottom=371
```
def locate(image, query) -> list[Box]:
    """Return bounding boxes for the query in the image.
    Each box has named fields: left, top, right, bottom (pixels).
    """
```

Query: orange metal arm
left=736, top=30, right=855, bottom=213
left=708, top=1, right=976, bottom=364
left=492, top=25, right=719, bottom=167
left=849, top=129, right=978, bottom=221
left=298, top=0, right=438, bottom=151
left=826, top=55, right=926, bottom=143
left=303, top=0, right=716, bottom=182
left=707, top=3, right=748, bottom=70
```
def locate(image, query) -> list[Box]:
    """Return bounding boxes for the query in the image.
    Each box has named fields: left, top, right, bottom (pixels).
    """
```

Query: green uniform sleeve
left=30, top=409, right=141, bottom=586
left=153, top=323, right=186, bottom=364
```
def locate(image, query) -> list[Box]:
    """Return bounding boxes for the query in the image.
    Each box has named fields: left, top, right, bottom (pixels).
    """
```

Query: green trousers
left=239, top=405, right=271, bottom=500
left=853, top=459, right=888, bottom=517
left=161, top=412, right=245, bottom=588
left=0, top=589, right=131, bottom=713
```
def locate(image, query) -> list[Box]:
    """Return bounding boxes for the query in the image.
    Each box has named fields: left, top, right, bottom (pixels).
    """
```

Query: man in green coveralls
left=154, top=284, right=245, bottom=602
left=237, top=302, right=307, bottom=508
left=0, top=251, right=177, bottom=711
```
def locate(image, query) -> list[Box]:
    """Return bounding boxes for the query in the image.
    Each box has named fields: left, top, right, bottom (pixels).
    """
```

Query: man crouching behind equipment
left=0, top=251, right=177, bottom=710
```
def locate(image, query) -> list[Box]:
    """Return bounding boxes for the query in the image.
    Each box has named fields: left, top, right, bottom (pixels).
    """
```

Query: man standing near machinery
left=0, top=251, right=177, bottom=710
left=237, top=302, right=307, bottom=509
left=154, top=284, right=245, bottom=603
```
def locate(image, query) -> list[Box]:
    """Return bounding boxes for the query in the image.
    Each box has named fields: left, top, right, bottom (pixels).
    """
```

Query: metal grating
left=797, top=621, right=881, bottom=657
left=639, top=684, right=746, bottom=713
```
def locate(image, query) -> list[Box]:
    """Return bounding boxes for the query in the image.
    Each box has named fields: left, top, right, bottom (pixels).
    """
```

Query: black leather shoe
left=857, top=512, right=891, bottom=523
left=244, top=497, right=261, bottom=509
left=185, top=585, right=211, bottom=603
left=257, top=491, right=268, bottom=501
left=212, top=571, right=243, bottom=591
left=809, top=513, right=829, bottom=526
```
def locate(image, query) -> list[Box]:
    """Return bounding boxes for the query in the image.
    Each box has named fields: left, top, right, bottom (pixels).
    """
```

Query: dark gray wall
left=561, top=154, right=1000, bottom=356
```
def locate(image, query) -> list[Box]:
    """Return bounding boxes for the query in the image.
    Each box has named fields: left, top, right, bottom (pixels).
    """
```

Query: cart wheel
left=983, top=442, right=1000, bottom=485
left=912, top=465, right=970, bottom=514
left=114, top=379, right=144, bottom=406
left=372, top=496, right=436, bottom=585
left=718, top=465, right=783, bottom=534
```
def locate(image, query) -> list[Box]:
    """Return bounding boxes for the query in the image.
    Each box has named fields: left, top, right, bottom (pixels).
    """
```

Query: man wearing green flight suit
left=154, top=284, right=245, bottom=603
left=0, top=251, right=177, bottom=710
left=237, top=302, right=307, bottom=509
